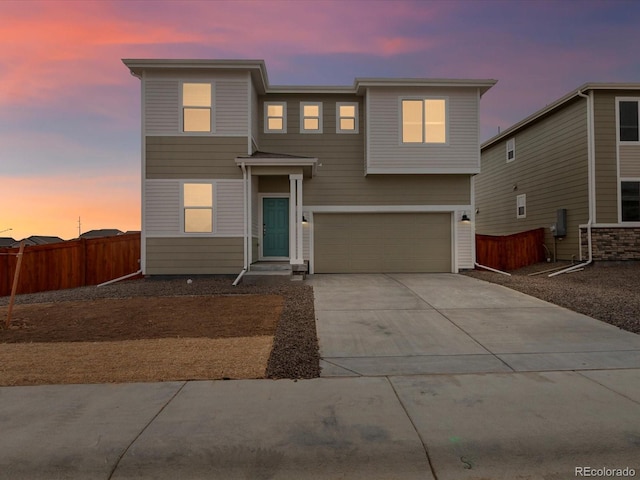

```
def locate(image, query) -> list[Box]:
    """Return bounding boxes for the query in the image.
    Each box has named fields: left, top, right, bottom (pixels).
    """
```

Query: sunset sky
left=2, top=0, right=640, bottom=240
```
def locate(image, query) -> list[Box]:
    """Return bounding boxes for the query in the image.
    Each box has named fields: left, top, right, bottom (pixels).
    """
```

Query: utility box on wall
left=554, top=208, right=567, bottom=237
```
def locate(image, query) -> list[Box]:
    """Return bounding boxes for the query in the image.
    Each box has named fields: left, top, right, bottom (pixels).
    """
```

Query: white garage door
left=314, top=213, right=452, bottom=273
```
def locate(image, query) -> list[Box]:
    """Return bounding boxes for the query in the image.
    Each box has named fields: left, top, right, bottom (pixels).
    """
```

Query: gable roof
left=0, top=237, right=16, bottom=248
left=15, top=236, right=65, bottom=246
left=482, top=82, right=640, bottom=151
left=80, top=229, right=124, bottom=239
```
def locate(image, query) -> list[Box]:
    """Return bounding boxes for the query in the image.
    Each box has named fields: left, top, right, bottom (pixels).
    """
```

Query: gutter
left=233, top=162, right=250, bottom=286
left=549, top=89, right=594, bottom=277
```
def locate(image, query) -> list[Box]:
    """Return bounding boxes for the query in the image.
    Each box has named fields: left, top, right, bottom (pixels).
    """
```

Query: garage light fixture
left=460, top=213, right=471, bottom=224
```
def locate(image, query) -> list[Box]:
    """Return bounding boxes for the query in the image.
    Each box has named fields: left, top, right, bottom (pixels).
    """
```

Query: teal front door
left=263, top=198, right=289, bottom=257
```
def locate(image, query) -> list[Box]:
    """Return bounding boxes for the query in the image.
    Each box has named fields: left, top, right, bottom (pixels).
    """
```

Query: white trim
left=300, top=101, right=323, bottom=133
left=399, top=96, right=449, bottom=146
left=308, top=211, right=315, bottom=274
left=451, top=211, right=457, bottom=273
left=506, top=137, right=515, bottom=163
left=619, top=178, right=640, bottom=223
left=141, top=70, right=147, bottom=274
left=616, top=97, right=640, bottom=145
left=306, top=205, right=472, bottom=213
left=516, top=194, right=526, bottom=219
left=179, top=80, right=215, bottom=135
left=258, top=193, right=290, bottom=261
left=365, top=89, right=371, bottom=175
left=366, top=167, right=480, bottom=175
left=471, top=176, right=477, bottom=266
left=580, top=222, right=640, bottom=228
left=247, top=73, right=253, bottom=154
left=336, top=102, right=359, bottom=134
left=264, top=101, right=287, bottom=133
left=247, top=166, right=252, bottom=266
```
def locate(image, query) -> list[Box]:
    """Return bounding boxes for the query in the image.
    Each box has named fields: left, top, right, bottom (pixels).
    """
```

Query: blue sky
left=1, top=0, right=639, bottom=239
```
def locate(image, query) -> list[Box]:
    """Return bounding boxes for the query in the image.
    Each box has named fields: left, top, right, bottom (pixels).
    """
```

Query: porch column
left=289, top=174, right=304, bottom=264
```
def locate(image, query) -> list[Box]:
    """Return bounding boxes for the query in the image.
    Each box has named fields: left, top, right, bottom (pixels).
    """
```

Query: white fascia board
left=365, top=167, right=481, bottom=175
left=583, top=223, right=640, bottom=228
left=355, top=78, right=497, bottom=96
left=235, top=157, right=318, bottom=175
left=306, top=205, right=472, bottom=213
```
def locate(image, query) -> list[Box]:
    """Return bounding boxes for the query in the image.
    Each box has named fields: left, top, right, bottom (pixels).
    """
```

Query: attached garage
left=313, top=212, right=452, bottom=273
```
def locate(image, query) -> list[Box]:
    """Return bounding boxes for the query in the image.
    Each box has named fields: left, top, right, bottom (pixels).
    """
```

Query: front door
left=263, top=197, right=289, bottom=257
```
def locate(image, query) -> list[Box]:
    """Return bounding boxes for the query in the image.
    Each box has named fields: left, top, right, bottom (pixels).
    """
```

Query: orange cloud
left=1, top=175, right=140, bottom=241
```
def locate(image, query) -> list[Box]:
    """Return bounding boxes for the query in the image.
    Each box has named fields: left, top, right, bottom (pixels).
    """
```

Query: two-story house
left=123, top=59, right=495, bottom=276
left=476, top=83, right=640, bottom=264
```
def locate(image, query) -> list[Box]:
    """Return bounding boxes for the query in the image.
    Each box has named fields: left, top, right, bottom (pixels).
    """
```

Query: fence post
left=5, top=241, right=25, bottom=329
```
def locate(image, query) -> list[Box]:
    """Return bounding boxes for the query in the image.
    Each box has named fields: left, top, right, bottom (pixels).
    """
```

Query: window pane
left=340, top=118, right=355, bottom=130
left=268, top=118, right=283, bottom=130
left=620, top=101, right=639, bottom=141
left=184, top=183, right=212, bottom=207
left=304, top=105, right=319, bottom=117
left=267, top=104, right=283, bottom=116
left=621, top=181, right=640, bottom=222
left=183, top=83, right=211, bottom=107
left=185, top=209, right=212, bottom=233
left=402, top=100, right=423, bottom=143
left=340, top=105, right=355, bottom=117
left=424, top=99, right=446, bottom=143
left=184, top=108, right=211, bottom=132
left=304, top=118, right=319, bottom=130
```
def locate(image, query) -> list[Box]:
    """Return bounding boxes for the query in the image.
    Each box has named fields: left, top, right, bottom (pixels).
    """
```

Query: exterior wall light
left=460, top=213, right=471, bottom=224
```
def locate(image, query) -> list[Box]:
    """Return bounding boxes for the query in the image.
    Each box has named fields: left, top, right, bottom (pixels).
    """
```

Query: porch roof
left=235, top=151, right=318, bottom=177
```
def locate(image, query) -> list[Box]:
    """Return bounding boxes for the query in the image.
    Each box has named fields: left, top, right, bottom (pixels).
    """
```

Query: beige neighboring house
left=476, top=83, right=640, bottom=262
left=123, top=59, right=495, bottom=275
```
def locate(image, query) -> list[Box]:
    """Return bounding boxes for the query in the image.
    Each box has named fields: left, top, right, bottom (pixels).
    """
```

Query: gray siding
left=146, top=136, right=246, bottom=179
left=146, top=237, right=243, bottom=275
left=257, top=94, right=471, bottom=206
left=477, top=98, right=589, bottom=260
left=366, top=87, right=480, bottom=173
left=620, top=145, right=640, bottom=177
left=145, top=79, right=180, bottom=135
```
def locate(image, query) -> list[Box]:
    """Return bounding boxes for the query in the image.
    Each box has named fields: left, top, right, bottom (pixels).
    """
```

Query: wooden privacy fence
left=0, top=233, right=141, bottom=296
left=476, top=228, right=546, bottom=271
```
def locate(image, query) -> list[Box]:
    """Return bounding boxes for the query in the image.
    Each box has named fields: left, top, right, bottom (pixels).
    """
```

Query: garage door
left=314, top=213, right=452, bottom=273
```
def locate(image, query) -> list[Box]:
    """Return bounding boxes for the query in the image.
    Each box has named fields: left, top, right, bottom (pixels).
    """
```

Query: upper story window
left=265, top=102, right=286, bottom=133
left=182, top=83, right=212, bottom=133
left=337, top=102, right=358, bottom=133
left=619, top=100, right=639, bottom=142
left=401, top=98, right=447, bottom=144
left=301, top=102, right=322, bottom=133
left=183, top=183, right=213, bottom=233
left=506, top=138, right=516, bottom=162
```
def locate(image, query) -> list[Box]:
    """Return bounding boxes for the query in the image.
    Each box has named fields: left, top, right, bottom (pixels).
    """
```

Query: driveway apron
left=309, top=273, right=640, bottom=376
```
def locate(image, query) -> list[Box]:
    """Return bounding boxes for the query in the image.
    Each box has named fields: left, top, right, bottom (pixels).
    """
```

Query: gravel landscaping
left=0, top=275, right=320, bottom=380
left=465, top=262, right=640, bottom=334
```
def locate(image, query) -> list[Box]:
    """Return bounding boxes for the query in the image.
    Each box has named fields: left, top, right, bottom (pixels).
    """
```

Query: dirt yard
left=0, top=276, right=319, bottom=386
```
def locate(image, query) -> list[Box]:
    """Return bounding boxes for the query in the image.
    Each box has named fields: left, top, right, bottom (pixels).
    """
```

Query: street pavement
left=1, top=273, right=639, bottom=479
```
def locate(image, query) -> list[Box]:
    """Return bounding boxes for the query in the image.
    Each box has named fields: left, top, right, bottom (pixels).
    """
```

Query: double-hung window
left=619, top=100, right=639, bottom=142
left=265, top=102, right=286, bottom=133
left=506, top=138, right=516, bottom=162
left=300, top=102, right=322, bottom=133
left=337, top=102, right=358, bottom=133
left=183, top=183, right=213, bottom=233
left=402, top=98, right=447, bottom=144
left=182, top=83, right=212, bottom=133
left=516, top=194, right=527, bottom=219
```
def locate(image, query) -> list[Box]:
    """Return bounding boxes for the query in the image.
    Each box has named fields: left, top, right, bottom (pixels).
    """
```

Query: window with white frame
left=506, top=138, right=516, bottom=162
left=621, top=181, right=640, bottom=222
left=300, top=102, right=322, bottom=133
left=182, top=83, right=212, bottom=133
left=264, top=102, right=286, bottom=133
left=336, top=102, right=358, bottom=133
left=183, top=183, right=213, bottom=233
left=516, top=194, right=526, bottom=219
left=402, top=98, right=447, bottom=144
left=619, top=100, right=639, bottom=142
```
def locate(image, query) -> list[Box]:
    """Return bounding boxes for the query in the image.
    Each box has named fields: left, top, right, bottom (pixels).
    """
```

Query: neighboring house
left=0, top=237, right=16, bottom=248
left=123, top=59, right=495, bottom=275
left=11, top=236, right=65, bottom=247
left=80, top=229, right=124, bottom=239
left=476, top=83, right=640, bottom=262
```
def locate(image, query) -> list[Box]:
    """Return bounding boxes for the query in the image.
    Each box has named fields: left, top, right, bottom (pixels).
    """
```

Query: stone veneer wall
left=580, top=227, right=640, bottom=261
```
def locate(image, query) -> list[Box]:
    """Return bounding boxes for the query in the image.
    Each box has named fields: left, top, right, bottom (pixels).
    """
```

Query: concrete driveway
left=309, top=273, right=640, bottom=376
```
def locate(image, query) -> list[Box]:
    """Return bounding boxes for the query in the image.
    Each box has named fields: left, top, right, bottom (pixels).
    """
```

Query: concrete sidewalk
left=1, top=274, right=639, bottom=479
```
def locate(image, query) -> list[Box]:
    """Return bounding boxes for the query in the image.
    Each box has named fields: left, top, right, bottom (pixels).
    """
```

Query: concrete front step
left=249, top=262, right=292, bottom=272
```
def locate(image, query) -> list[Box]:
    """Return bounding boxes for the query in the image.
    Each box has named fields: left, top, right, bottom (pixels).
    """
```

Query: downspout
left=549, top=89, right=594, bottom=277
left=233, top=162, right=249, bottom=286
